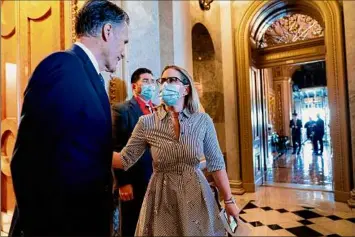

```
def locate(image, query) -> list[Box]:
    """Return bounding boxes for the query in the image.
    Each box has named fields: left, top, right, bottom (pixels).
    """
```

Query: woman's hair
left=161, top=65, right=200, bottom=114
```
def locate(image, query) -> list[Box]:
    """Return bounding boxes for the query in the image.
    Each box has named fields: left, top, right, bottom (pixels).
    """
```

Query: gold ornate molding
left=255, top=38, right=325, bottom=68
left=260, top=14, right=324, bottom=48
left=109, top=77, right=128, bottom=106
left=235, top=0, right=350, bottom=200
left=71, top=0, right=78, bottom=43
left=1, top=119, right=18, bottom=177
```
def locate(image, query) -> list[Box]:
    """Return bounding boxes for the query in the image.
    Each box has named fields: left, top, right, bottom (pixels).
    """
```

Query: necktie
left=99, top=73, right=105, bottom=88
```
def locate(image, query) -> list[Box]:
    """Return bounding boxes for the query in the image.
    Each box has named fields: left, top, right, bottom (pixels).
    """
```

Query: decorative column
left=273, top=77, right=292, bottom=137
left=220, top=1, right=244, bottom=194
left=343, top=0, right=355, bottom=207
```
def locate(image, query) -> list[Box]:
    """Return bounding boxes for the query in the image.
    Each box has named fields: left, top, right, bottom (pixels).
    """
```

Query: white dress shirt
left=74, top=42, right=100, bottom=74
left=75, top=42, right=109, bottom=94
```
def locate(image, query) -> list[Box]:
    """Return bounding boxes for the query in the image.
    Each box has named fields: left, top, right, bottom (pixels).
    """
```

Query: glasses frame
left=157, top=76, right=188, bottom=85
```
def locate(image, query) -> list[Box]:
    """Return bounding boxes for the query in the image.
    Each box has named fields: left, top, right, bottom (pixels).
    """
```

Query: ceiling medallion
left=199, top=0, right=214, bottom=11
left=259, top=14, right=324, bottom=48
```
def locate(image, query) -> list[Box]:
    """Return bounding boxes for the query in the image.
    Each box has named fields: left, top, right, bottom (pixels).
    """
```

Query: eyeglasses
left=157, top=77, right=188, bottom=85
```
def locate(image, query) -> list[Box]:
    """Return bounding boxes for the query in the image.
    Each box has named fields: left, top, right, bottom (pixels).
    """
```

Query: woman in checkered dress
left=112, top=65, right=239, bottom=236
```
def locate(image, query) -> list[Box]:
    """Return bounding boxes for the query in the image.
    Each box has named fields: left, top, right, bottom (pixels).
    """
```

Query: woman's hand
left=225, top=202, right=240, bottom=221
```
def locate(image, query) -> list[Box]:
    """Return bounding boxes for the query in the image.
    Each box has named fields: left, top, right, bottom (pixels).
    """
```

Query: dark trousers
left=292, top=135, right=301, bottom=153
left=120, top=191, right=145, bottom=236
left=313, top=135, right=324, bottom=153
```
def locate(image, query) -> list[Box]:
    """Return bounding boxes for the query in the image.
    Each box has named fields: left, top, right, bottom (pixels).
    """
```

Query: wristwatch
left=224, top=196, right=236, bottom=205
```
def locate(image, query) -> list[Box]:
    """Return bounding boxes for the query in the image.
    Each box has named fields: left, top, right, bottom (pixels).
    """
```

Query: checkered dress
left=120, top=106, right=226, bottom=236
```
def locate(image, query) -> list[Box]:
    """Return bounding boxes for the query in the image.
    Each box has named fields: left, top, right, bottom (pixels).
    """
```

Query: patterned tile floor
left=233, top=187, right=355, bottom=236
left=237, top=200, right=355, bottom=236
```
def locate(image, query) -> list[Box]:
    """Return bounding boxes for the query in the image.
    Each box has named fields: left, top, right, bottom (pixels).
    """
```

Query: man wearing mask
left=9, top=1, right=129, bottom=236
left=112, top=68, right=155, bottom=236
left=290, top=112, right=302, bottom=155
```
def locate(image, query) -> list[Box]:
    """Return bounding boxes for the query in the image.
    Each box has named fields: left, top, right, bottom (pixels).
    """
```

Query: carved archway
left=235, top=1, right=350, bottom=202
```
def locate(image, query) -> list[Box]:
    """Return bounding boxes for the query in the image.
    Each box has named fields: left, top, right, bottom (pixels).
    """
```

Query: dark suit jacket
left=112, top=98, right=153, bottom=194
left=290, top=119, right=302, bottom=137
left=10, top=45, right=113, bottom=236
left=315, top=118, right=325, bottom=137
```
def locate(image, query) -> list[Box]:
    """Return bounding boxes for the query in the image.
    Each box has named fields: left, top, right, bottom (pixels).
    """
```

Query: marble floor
left=233, top=187, right=355, bottom=236
left=1, top=187, right=354, bottom=236
left=265, top=142, right=333, bottom=191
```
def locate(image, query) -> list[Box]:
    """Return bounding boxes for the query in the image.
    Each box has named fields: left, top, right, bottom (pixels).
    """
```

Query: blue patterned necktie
left=99, top=73, right=105, bottom=88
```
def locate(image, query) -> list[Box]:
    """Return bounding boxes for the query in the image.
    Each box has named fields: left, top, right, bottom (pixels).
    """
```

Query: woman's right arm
left=112, top=117, right=148, bottom=170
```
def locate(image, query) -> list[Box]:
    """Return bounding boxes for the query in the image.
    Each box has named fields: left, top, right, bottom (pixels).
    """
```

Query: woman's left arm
left=203, top=114, right=239, bottom=217
left=112, top=117, right=148, bottom=170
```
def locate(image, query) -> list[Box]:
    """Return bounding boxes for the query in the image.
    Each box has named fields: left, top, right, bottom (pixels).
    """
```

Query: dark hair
left=75, top=0, right=130, bottom=38
left=293, top=112, right=298, bottom=116
left=131, top=68, right=153, bottom=84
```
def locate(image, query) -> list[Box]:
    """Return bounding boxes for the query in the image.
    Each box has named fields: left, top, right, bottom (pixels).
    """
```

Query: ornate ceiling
left=259, top=14, right=324, bottom=48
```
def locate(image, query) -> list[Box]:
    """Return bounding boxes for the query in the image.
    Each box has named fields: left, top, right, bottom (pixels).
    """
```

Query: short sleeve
left=120, top=117, right=148, bottom=171
left=203, top=114, right=226, bottom=172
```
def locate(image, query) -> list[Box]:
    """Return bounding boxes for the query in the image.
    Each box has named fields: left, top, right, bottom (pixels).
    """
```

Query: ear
left=183, top=85, right=190, bottom=96
left=102, top=23, right=113, bottom=42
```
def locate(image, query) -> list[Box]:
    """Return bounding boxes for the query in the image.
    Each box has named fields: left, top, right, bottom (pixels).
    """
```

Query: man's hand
left=119, top=184, right=134, bottom=201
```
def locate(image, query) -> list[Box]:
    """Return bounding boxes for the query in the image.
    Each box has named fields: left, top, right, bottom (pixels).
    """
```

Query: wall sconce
left=199, top=0, right=214, bottom=11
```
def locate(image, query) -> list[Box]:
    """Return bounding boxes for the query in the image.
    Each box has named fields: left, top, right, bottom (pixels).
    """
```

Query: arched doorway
left=235, top=1, right=350, bottom=202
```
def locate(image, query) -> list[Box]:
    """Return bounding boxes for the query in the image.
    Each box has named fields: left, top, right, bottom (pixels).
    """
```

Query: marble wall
left=190, top=1, right=225, bottom=152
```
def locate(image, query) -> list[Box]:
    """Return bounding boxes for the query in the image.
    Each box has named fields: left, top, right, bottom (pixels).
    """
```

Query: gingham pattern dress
left=120, top=106, right=226, bottom=236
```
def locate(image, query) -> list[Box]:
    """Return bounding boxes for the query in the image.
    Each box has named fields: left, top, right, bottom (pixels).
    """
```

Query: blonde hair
left=161, top=65, right=200, bottom=114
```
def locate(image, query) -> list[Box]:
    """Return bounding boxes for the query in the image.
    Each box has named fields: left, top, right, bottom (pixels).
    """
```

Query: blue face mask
left=140, top=84, right=155, bottom=101
left=161, top=84, right=182, bottom=106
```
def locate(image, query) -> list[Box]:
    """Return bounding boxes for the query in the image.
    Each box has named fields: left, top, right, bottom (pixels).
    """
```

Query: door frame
left=235, top=0, right=351, bottom=202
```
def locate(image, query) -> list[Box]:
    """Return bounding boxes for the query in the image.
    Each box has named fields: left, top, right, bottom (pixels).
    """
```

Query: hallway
left=234, top=187, right=355, bottom=236
left=266, top=142, right=333, bottom=191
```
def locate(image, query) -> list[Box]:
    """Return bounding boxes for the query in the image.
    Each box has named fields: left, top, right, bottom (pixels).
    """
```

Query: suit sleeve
left=10, top=52, right=87, bottom=230
left=112, top=104, right=135, bottom=187
left=24, top=52, right=85, bottom=137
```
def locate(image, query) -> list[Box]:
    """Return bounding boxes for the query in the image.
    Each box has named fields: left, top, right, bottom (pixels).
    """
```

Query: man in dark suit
left=9, top=1, right=129, bottom=236
left=112, top=68, right=155, bottom=236
left=313, top=113, right=325, bottom=155
left=290, top=112, right=302, bottom=155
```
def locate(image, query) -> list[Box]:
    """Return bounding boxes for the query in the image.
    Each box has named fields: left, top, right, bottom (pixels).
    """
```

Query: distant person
left=313, top=114, right=325, bottom=155
left=290, top=112, right=302, bottom=154
left=9, top=1, right=129, bottom=236
left=304, top=117, right=316, bottom=140
left=112, top=68, right=155, bottom=236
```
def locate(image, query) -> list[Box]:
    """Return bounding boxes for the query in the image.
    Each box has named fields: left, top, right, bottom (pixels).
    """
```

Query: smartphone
left=219, top=209, right=238, bottom=235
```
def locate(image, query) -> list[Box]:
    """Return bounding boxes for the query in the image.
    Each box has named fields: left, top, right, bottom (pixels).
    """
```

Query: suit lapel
left=70, top=45, right=110, bottom=121
left=129, top=98, right=144, bottom=118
